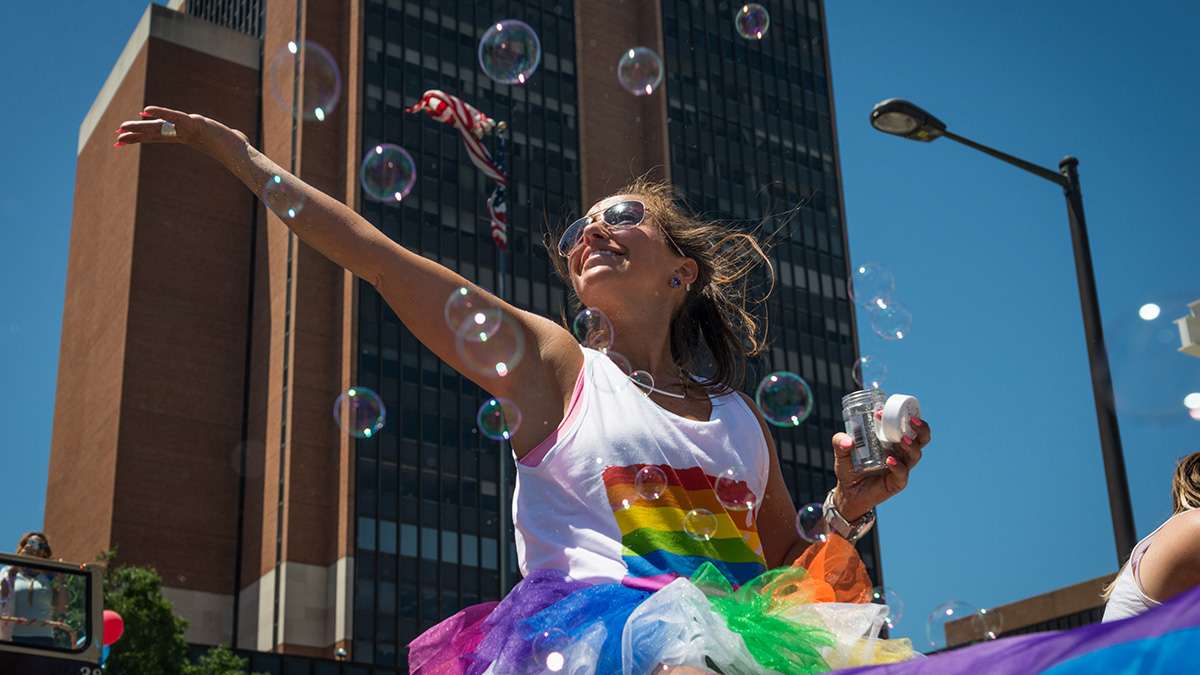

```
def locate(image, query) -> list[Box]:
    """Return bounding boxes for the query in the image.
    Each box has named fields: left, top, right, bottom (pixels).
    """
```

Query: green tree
left=100, top=552, right=189, bottom=675
left=96, top=550, right=262, bottom=675
left=183, top=644, right=255, bottom=675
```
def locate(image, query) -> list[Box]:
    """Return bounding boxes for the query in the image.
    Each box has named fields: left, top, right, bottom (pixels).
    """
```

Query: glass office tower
left=354, top=0, right=580, bottom=667
left=661, top=0, right=882, bottom=579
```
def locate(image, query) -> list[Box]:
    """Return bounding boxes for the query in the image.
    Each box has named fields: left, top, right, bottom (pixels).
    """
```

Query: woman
left=1103, top=451, right=1200, bottom=622
left=0, top=532, right=68, bottom=648
left=115, top=108, right=931, bottom=672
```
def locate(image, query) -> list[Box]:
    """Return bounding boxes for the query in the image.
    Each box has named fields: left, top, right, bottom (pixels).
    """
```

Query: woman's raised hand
left=114, top=105, right=247, bottom=152
left=831, top=416, right=931, bottom=519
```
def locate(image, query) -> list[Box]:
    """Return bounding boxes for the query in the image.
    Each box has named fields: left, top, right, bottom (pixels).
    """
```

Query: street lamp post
left=869, top=98, right=1138, bottom=566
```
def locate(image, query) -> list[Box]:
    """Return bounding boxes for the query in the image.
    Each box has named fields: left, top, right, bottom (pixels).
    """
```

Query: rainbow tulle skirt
left=408, top=537, right=916, bottom=674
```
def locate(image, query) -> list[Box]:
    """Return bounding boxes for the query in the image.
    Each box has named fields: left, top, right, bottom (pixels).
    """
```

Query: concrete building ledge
left=78, top=3, right=261, bottom=156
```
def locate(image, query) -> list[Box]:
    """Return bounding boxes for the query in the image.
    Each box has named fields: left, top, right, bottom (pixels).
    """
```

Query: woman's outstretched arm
left=114, top=107, right=582, bottom=438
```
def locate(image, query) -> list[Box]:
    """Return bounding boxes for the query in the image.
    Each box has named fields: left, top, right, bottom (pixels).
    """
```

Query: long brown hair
left=1171, top=451, right=1200, bottom=515
left=17, top=531, right=51, bottom=558
left=543, top=177, right=779, bottom=395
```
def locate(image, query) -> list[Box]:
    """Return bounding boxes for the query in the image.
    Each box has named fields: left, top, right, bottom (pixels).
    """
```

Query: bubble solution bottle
left=841, top=389, right=920, bottom=473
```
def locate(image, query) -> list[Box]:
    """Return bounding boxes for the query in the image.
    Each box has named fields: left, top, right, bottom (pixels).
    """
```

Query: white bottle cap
left=878, top=394, right=921, bottom=444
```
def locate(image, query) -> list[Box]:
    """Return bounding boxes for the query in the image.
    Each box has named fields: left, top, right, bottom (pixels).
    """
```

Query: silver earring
left=669, top=276, right=681, bottom=288
left=686, top=282, right=692, bottom=292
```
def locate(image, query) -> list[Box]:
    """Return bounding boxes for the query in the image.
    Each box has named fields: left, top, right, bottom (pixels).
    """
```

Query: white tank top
left=1101, top=513, right=1184, bottom=622
left=511, top=346, right=772, bottom=591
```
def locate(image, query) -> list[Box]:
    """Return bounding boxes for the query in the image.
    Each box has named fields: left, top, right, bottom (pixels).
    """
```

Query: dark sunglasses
left=25, top=539, right=47, bottom=551
left=557, top=200, right=647, bottom=257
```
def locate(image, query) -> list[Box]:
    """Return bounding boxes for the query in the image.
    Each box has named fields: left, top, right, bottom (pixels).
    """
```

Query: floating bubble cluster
left=531, top=627, right=570, bottom=672
left=851, top=355, right=888, bottom=389
left=617, top=47, right=664, bottom=96
left=573, top=308, right=614, bottom=350
left=478, top=20, right=541, bottom=85
left=1109, top=296, right=1200, bottom=427
left=635, top=465, right=668, bottom=501
left=714, top=468, right=757, bottom=512
left=865, top=301, right=912, bottom=341
left=262, top=174, right=306, bottom=220
left=629, top=370, right=655, bottom=394
left=454, top=309, right=525, bottom=378
left=925, top=600, right=1001, bottom=651
left=445, top=287, right=501, bottom=342
left=755, top=371, right=814, bottom=427
left=867, top=587, right=905, bottom=630
left=734, top=4, right=770, bottom=40
left=476, top=397, right=522, bottom=441
left=683, top=508, right=719, bottom=541
left=267, top=40, right=341, bottom=122
left=795, top=503, right=829, bottom=543
left=333, top=387, right=386, bottom=439
left=604, top=349, right=633, bottom=375
left=361, top=143, right=416, bottom=203
left=849, top=263, right=895, bottom=311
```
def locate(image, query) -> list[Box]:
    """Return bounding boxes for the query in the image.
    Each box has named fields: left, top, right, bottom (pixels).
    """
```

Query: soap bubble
left=361, top=143, right=416, bottom=203
left=629, top=370, right=655, bottom=394
left=333, top=387, right=386, bottom=439
left=795, top=503, right=828, bottom=543
left=603, top=349, right=632, bottom=375
left=634, top=466, right=668, bottom=501
left=573, top=308, right=614, bottom=349
left=977, top=607, right=1003, bottom=641
left=478, top=20, right=541, bottom=85
left=714, top=468, right=756, bottom=512
left=865, top=301, right=912, bottom=341
left=262, top=174, right=306, bottom=219
left=683, top=508, right=719, bottom=541
left=476, top=398, right=522, bottom=441
left=454, top=309, right=525, bottom=378
left=267, top=40, right=341, bottom=122
left=734, top=4, right=770, bottom=40
left=867, top=587, right=905, bottom=629
left=445, top=287, right=501, bottom=341
left=1108, top=296, right=1200, bottom=428
left=755, top=371, right=814, bottom=427
left=596, top=350, right=634, bottom=394
left=926, top=600, right=992, bottom=651
left=851, top=355, right=888, bottom=390
left=849, top=263, right=895, bottom=310
left=617, top=47, right=663, bottom=96
left=531, top=627, right=570, bottom=672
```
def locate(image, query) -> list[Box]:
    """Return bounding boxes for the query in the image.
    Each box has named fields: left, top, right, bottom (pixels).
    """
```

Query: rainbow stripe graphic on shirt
left=603, top=464, right=767, bottom=591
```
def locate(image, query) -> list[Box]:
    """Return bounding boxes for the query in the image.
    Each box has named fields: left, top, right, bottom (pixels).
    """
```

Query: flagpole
left=494, top=121, right=511, bottom=593
left=407, top=91, right=512, bottom=594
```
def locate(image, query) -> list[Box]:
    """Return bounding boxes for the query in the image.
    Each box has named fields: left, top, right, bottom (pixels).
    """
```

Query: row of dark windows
left=659, top=0, right=879, bottom=579
left=184, top=0, right=263, bottom=37
left=355, top=0, right=581, bottom=667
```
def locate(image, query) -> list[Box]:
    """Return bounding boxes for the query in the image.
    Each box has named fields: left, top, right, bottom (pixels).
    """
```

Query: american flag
left=406, top=90, right=509, bottom=249
left=406, top=90, right=507, bottom=186
left=487, top=186, right=508, bottom=250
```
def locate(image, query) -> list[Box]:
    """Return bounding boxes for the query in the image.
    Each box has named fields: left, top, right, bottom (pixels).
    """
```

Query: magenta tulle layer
left=408, top=569, right=594, bottom=674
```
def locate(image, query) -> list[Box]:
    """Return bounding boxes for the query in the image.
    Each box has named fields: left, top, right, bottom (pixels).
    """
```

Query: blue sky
left=1, top=0, right=1197, bottom=651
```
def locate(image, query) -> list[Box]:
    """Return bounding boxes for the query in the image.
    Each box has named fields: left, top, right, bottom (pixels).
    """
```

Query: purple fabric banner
left=832, top=585, right=1200, bottom=675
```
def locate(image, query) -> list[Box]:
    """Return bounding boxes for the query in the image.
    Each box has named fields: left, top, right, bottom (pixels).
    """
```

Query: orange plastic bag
left=788, top=534, right=872, bottom=604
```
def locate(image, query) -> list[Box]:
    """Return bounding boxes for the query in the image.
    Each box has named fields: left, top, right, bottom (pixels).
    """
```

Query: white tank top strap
left=1101, top=512, right=1187, bottom=622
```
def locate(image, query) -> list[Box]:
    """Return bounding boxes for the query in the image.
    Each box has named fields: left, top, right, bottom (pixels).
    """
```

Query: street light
left=870, top=98, right=1137, bottom=566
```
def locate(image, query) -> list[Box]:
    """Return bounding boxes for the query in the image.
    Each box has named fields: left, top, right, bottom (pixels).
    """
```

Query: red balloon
left=102, top=609, right=124, bottom=646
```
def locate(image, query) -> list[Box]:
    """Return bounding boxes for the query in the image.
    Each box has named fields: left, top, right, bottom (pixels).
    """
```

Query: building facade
left=942, top=574, right=1114, bottom=650
left=49, top=0, right=871, bottom=672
